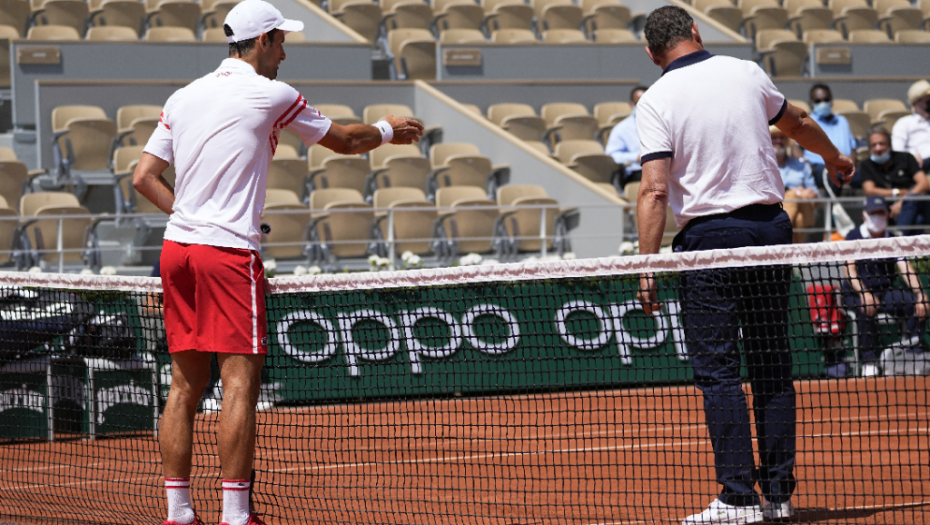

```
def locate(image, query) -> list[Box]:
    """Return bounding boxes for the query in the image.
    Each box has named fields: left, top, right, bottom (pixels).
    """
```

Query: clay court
left=1, top=376, right=928, bottom=525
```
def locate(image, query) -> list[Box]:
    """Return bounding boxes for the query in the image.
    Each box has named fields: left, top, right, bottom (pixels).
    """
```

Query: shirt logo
left=216, top=71, right=231, bottom=77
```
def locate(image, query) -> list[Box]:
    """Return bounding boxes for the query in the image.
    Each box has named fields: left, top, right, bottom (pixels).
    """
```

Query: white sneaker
left=763, top=500, right=795, bottom=520
left=861, top=363, right=880, bottom=377
left=682, top=499, right=763, bottom=525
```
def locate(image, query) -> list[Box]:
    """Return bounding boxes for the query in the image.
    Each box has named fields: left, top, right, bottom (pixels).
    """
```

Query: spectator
left=860, top=125, right=930, bottom=235
left=771, top=125, right=819, bottom=243
left=605, top=85, right=648, bottom=191
left=843, top=195, right=927, bottom=377
left=802, top=83, right=858, bottom=194
left=892, top=79, right=930, bottom=173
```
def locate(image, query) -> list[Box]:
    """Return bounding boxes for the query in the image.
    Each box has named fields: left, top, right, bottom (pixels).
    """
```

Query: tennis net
left=1, top=235, right=929, bottom=525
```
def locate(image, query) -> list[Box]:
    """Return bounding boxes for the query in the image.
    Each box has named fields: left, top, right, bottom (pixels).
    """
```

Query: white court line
left=3, top=462, right=99, bottom=473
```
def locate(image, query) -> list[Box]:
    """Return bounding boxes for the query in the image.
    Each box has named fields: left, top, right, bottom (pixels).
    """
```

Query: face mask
left=773, top=145, right=786, bottom=157
left=865, top=213, right=887, bottom=233
left=812, top=101, right=832, bottom=117
left=870, top=152, right=891, bottom=164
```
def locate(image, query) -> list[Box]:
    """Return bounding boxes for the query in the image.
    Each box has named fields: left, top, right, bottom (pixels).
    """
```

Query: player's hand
left=383, top=115, right=424, bottom=144
left=637, top=273, right=663, bottom=316
left=861, top=291, right=877, bottom=318
left=826, top=153, right=855, bottom=188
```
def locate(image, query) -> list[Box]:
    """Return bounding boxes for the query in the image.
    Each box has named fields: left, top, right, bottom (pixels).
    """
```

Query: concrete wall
left=810, top=44, right=930, bottom=78
left=431, top=80, right=642, bottom=114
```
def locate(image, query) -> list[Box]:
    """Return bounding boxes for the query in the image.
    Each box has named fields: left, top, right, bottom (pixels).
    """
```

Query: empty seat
left=554, top=139, right=620, bottom=194
left=482, top=0, right=533, bottom=31
left=27, top=22, right=78, bottom=38
left=487, top=103, right=547, bottom=141
left=268, top=151, right=311, bottom=199
left=0, top=195, right=17, bottom=266
left=381, top=0, right=433, bottom=30
left=0, top=0, right=30, bottom=36
left=307, top=144, right=370, bottom=194
left=593, top=27, right=636, bottom=42
left=307, top=188, right=372, bottom=261
left=432, top=0, right=484, bottom=31
left=85, top=25, right=137, bottom=39
left=201, top=26, right=225, bottom=41
left=789, top=98, right=811, bottom=114
left=328, top=0, right=381, bottom=41
left=831, top=98, right=859, bottom=113
left=146, top=0, right=200, bottom=32
left=31, top=0, right=88, bottom=36
left=830, top=0, right=878, bottom=36
left=848, top=28, right=891, bottom=42
left=542, top=28, right=589, bottom=42
left=51, top=105, right=117, bottom=180
left=895, top=28, right=930, bottom=42
left=864, top=98, right=908, bottom=124
left=111, top=144, right=144, bottom=213
left=875, top=0, right=922, bottom=36
left=802, top=28, right=845, bottom=43
left=694, top=0, right=742, bottom=32
left=313, top=103, right=363, bottom=126
left=367, top=143, right=431, bottom=197
left=145, top=25, right=195, bottom=40
left=786, top=0, right=834, bottom=36
left=261, top=189, right=311, bottom=260
left=580, top=0, right=630, bottom=35
left=739, top=0, right=788, bottom=41
left=19, top=191, right=91, bottom=266
left=115, top=104, right=161, bottom=148
left=756, top=29, right=808, bottom=77
left=435, top=185, right=499, bottom=255
left=491, top=27, right=537, bottom=42
left=541, top=102, right=599, bottom=144
left=496, top=184, right=571, bottom=254
left=363, top=103, right=417, bottom=124
left=88, top=0, right=145, bottom=33
left=439, top=27, right=486, bottom=42
left=593, top=100, right=632, bottom=139
left=429, top=142, right=494, bottom=194
left=200, top=0, right=239, bottom=30
left=532, top=0, right=583, bottom=33
left=371, top=187, right=438, bottom=256
left=836, top=109, right=870, bottom=141
left=0, top=159, right=28, bottom=213
left=387, top=28, right=436, bottom=80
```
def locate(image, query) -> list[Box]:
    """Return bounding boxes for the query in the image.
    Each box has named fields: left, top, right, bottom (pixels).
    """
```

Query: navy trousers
left=842, top=286, right=925, bottom=362
left=673, top=204, right=796, bottom=507
left=895, top=198, right=930, bottom=235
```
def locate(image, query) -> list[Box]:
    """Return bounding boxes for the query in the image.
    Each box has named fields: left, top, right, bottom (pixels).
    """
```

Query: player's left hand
left=826, top=153, right=855, bottom=188
left=383, top=115, right=424, bottom=144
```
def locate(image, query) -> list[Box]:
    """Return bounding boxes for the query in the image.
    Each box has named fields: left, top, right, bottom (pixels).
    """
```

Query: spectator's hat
left=907, top=79, right=930, bottom=105
left=224, top=0, right=303, bottom=44
left=864, top=195, right=889, bottom=213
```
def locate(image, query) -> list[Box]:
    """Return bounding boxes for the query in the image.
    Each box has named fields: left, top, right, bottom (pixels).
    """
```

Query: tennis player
left=633, top=7, right=854, bottom=525
left=132, top=1, right=423, bottom=524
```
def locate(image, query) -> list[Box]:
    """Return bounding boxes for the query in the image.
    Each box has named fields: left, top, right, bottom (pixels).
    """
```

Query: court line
left=3, top=462, right=99, bottom=473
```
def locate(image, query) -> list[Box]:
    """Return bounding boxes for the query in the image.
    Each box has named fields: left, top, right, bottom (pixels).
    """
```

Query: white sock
left=165, top=478, right=195, bottom=524
left=222, top=479, right=251, bottom=525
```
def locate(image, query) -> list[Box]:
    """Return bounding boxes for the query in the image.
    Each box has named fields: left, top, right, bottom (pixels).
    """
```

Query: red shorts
left=161, top=240, right=268, bottom=354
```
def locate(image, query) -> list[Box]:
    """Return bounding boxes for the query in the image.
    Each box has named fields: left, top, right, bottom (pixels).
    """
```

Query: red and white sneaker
left=219, top=512, right=266, bottom=525
left=163, top=515, right=204, bottom=525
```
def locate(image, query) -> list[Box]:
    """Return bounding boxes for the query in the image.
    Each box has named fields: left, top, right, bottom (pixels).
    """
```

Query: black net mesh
left=1, top=237, right=929, bottom=524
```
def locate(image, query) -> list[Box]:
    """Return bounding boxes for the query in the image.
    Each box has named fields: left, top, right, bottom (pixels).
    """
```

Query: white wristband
left=375, top=120, right=394, bottom=145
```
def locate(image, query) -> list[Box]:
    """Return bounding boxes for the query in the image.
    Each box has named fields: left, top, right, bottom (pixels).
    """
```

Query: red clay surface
left=1, top=376, right=928, bottom=525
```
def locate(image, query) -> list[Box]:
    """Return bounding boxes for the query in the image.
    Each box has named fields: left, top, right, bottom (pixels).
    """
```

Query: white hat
left=907, top=79, right=930, bottom=106
left=224, top=0, right=304, bottom=44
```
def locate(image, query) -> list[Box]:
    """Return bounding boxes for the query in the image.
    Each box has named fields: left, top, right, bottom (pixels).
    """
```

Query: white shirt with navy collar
left=636, top=50, right=787, bottom=228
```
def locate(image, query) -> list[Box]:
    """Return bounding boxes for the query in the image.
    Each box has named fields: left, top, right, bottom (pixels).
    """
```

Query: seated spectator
left=772, top=126, right=819, bottom=243
left=802, top=83, right=858, bottom=194
left=843, top=196, right=927, bottom=377
left=892, top=79, right=930, bottom=173
left=861, top=125, right=930, bottom=235
left=605, top=85, right=648, bottom=190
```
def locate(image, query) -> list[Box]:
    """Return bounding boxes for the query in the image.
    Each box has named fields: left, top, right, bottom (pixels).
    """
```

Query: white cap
left=907, top=79, right=930, bottom=106
left=224, top=0, right=304, bottom=44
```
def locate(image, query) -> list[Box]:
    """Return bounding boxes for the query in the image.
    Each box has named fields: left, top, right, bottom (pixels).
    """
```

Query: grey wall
left=774, top=77, right=925, bottom=106
left=436, top=43, right=753, bottom=82
left=274, top=0, right=365, bottom=43
left=431, top=80, right=641, bottom=115
left=810, top=44, right=930, bottom=78
left=11, top=41, right=371, bottom=129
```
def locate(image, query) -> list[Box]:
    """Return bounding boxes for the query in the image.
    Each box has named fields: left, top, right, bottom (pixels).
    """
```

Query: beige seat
left=0, top=25, right=17, bottom=89
left=201, top=26, right=225, bottom=41
left=830, top=0, right=877, bottom=36
left=802, top=28, right=845, bottom=43
left=532, top=0, right=582, bottom=33
left=831, top=98, right=859, bottom=113
left=387, top=28, right=436, bottom=79
left=0, top=160, right=28, bottom=213
left=30, top=0, right=88, bottom=36
left=542, top=28, right=589, bottom=42
left=432, top=0, right=485, bottom=31
left=200, top=0, right=239, bottom=31
left=112, top=145, right=174, bottom=215
left=310, top=202, right=374, bottom=261
left=848, top=28, right=891, bottom=42
left=116, top=104, right=161, bottom=146
left=0, top=147, right=17, bottom=160
left=541, top=102, right=599, bottom=144
left=306, top=144, right=370, bottom=195
left=429, top=142, right=494, bottom=193
left=440, top=27, right=486, bottom=42
left=435, top=185, right=499, bottom=254
left=51, top=105, right=117, bottom=179
left=491, top=27, right=537, bottom=42
left=328, top=0, right=381, bottom=42
left=837, top=110, right=870, bottom=141
left=496, top=184, right=561, bottom=253
left=555, top=139, right=620, bottom=194
left=0, top=0, right=30, bottom=36
left=864, top=98, right=908, bottom=124
left=0, top=195, right=18, bottom=265
left=593, top=28, right=636, bottom=42
left=260, top=189, right=311, bottom=260
left=284, top=31, right=305, bottom=42
left=739, top=0, right=788, bottom=41
left=694, top=0, right=742, bottom=32
left=524, top=140, right=551, bottom=156
left=27, top=23, right=78, bottom=38
left=786, top=0, right=834, bottom=36
left=313, top=104, right=364, bottom=126
left=581, top=0, right=630, bottom=35
left=146, top=0, right=200, bottom=32
left=921, top=0, right=930, bottom=29
left=273, top=144, right=299, bottom=159
left=309, top=187, right=365, bottom=212
left=19, top=192, right=91, bottom=265
left=876, top=109, right=910, bottom=129
left=268, top=153, right=310, bottom=199
left=367, top=143, right=431, bottom=197
left=381, top=0, right=433, bottom=30
left=488, top=103, right=547, bottom=141
left=482, top=0, right=533, bottom=31
left=145, top=25, right=195, bottom=40
left=594, top=101, right=632, bottom=142
left=875, top=0, right=922, bottom=36
left=896, top=28, right=930, bottom=42
left=363, top=103, right=417, bottom=124
left=88, top=0, right=146, bottom=33
left=371, top=187, right=437, bottom=255
left=756, top=29, right=808, bottom=77
left=788, top=98, right=811, bottom=114
left=85, top=25, right=137, bottom=39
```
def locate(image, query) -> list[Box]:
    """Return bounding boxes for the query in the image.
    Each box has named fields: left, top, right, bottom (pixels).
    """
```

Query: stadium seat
left=439, top=27, right=486, bottom=42
left=0, top=195, right=18, bottom=266
left=0, top=0, right=31, bottom=36
left=542, top=28, right=589, bottom=43
left=273, top=144, right=299, bottom=159
left=308, top=188, right=373, bottom=262
left=201, top=26, right=225, bottom=41
left=532, top=0, right=583, bottom=33
left=482, top=0, right=533, bottom=32
left=88, top=0, right=146, bottom=34
left=580, top=0, right=631, bottom=36
left=30, top=0, right=89, bottom=37
left=693, top=0, right=742, bottom=33
left=831, top=98, right=859, bottom=113
left=429, top=142, right=497, bottom=196
left=0, top=146, right=16, bottom=160
left=387, top=28, right=436, bottom=79
left=554, top=139, right=621, bottom=194
left=284, top=31, right=305, bottom=42
left=864, top=98, right=908, bottom=125
left=309, top=187, right=366, bottom=210
left=785, top=0, right=834, bottom=36
left=496, top=184, right=575, bottom=254
left=116, top=104, right=161, bottom=147
left=541, top=102, right=599, bottom=144
left=803, top=28, right=846, bottom=43
left=487, top=103, right=547, bottom=141
left=739, top=0, right=788, bottom=41
left=788, top=98, right=811, bottom=113
left=756, top=29, right=807, bottom=77
left=594, top=101, right=632, bottom=143
left=307, top=144, right=370, bottom=195
left=144, top=26, right=196, bottom=41
left=51, top=105, right=117, bottom=182
left=593, top=28, right=637, bottom=42
left=328, top=0, right=381, bottom=42
left=432, top=0, right=485, bottom=31
left=830, top=0, right=878, bottom=37
left=260, top=189, right=311, bottom=261
left=434, top=185, right=500, bottom=255
left=0, top=25, right=16, bottom=88
left=837, top=109, right=870, bottom=141
left=524, top=140, right=552, bottom=156
left=363, top=103, right=416, bottom=125
left=200, top=0, right=239, bottom=31
left=367, top=143, right=431, bottom=198
left=875, top=0, right=922, bottom=37
left=848, top=28, right=892, bottom=42
left=86, top=25, right=138, bottom=39
left=268, top=150, right=311, bottom=200
left=0, top=160, right=29, bottom=213
left=371, top=187, right=438, bottom=256
left=26, top=21, right=77, bottom=38
left=491, top=27, right=537, bottom=43
left=895, top=28, right=930, bottom=42
left=381, top=0, right=433, bottom=31
left=111, top=144, right=144, bottom=214
left=146, top=0, right=200, bottom=33
left=19, top=191, right=92, bottom=267
left=313, top=104, right=363, bottom=127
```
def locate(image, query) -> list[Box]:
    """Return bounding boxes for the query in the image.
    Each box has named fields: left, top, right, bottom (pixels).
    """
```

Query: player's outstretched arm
left=774, top=102, right=855, bottom=187
left=317, top=115, right=424, bottom=155
left=132, top=152, right=174, bottom=215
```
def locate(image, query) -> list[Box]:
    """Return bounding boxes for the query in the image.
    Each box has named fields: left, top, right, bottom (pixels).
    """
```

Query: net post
left=539, top=206, right=547, bottom=257
left=46, top=360, right=54, bottom=442
left=57, top=217, right=64, bottom=274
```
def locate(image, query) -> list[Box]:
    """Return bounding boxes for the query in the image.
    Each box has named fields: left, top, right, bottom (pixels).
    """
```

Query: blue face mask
left=871, top=152, right=891, bottom=164
left=812, top=101, right=832, bottom=117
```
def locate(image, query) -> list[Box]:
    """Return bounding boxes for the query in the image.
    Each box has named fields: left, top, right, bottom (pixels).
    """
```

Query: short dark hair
left=867, top=125, right=891, bottom=144
left=643, top=6, right=694, bottom=58
left=631, top=85, right=649, bottom=100
left=809, top=83, right=832, bottom=99
left=225, top=24, right=278, bottom=57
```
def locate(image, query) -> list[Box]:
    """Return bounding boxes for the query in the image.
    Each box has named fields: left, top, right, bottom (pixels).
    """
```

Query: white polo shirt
left=636, top=51, right=787, bottom=228
left=892, top=113, right=930, bottom=162
left=144, top=58, right=332, bottom=251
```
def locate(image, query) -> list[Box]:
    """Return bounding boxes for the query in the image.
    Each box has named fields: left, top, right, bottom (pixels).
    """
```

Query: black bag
left=70, top=312, right=137, bottom=360
left=0, top=289, right=96, bottom=360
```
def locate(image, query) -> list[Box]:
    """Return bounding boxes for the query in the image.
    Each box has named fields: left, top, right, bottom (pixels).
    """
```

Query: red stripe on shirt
left=273, top=94, right=303, bottom=129
left=280, top=98, right=308, bottom=129
left=159, top=112, right=171, bottom=130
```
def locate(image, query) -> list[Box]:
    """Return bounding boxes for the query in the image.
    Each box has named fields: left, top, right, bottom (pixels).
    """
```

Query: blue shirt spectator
left=604, top=85, right=648, bottom=190
left=802, top=112, right=857, bottom=167
left=778, top=156, right=818, bottom=192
